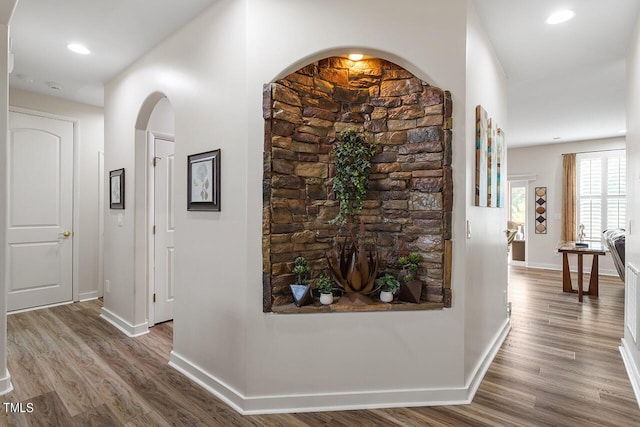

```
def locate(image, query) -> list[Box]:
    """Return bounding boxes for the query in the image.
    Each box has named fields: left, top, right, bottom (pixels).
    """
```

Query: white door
left=7, top=112, right=74, bottom=311
left=153, top=137, right=175, bottom=324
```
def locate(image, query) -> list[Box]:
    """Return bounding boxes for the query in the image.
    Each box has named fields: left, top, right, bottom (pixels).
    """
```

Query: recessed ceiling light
left=619, top=129, right=627, bottom=133
left=348, top=53, right=364, bottom=61
left=546, top=10, right=576, bottom=25
left=67, top=43, right=90, bottom=55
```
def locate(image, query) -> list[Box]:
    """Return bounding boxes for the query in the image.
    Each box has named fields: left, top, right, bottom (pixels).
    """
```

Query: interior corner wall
left=0, top=22, right=11, bottom=394
left=103, top=0, right=249, bottom=395
left=104, top=0, right=513, bottom=414
left=507, top=137, right=625, bottom=275
left=463, top=2, right=510, bottom=383
left=9, top=88, right=105, bottom=300
left=622, top=8, right=640, bottom=405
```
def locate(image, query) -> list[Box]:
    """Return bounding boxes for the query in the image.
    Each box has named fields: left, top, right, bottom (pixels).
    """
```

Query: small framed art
left=187, top=149, right=221, bottom=211
left=109, top=168, right=125, bottom=209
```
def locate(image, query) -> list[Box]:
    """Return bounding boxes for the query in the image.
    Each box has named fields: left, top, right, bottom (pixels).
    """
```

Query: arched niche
left=262, top=56, right=453, bottom=313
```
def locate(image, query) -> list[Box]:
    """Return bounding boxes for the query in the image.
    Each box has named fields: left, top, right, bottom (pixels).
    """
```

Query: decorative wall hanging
left=534, top=187, right=547, bottom=234
left=187, top=149, right=221, bottom=211
left=475, top=105, right=505, bottom=207
left=475, top=106, right=488, bottom=206
left=109, top=168, right=125, bottom=209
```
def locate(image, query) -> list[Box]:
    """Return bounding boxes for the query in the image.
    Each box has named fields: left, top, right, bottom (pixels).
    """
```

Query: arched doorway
left=134, top=94, right=176, bottom=327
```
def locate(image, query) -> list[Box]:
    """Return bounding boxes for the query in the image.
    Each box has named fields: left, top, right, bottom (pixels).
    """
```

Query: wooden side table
left=556, top=241, right=607, bottom=302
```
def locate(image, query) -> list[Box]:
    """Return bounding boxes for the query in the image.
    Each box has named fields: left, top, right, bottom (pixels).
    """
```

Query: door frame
left=147, top=131, right=174, bottom=326
left=507, top=174, right=537, bottom=268
left=8, top=107, right=80, bottom=304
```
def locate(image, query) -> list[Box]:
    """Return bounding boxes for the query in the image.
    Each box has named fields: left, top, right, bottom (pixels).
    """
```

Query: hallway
left=1, top=267, right=639, bottom=426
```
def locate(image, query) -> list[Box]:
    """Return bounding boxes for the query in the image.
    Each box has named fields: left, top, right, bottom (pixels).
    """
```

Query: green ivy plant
left=330, top=130, right=377, bottom=225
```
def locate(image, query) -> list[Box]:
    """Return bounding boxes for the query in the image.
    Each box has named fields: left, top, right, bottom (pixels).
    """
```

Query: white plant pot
left=320, top=293, right=333, bottom=305
left=380, top=290, right=394, bottom=302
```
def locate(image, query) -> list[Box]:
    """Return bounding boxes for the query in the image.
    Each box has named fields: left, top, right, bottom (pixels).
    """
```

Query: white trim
left=147, top=131, right=155, bottom=326
left=507, top=174, right=537, bottom=182
left=169, top=320, right=510, bottom=415
left=620, top=338, right=640, bottom=408
left=0, top=370, right=13, bottom=396
left=79, top=292, right=99, bottom=302
left=147, top=131, right=175, bottom=327
left=464, top=319, right=511, bottom=400
left=8, top=300, right=73, bottom=315
left=169, top=351, right=245, bottom=414
left=72, top=120, right=80, bottom=301
left=525, top=262, right=618, bottom=277
left=98, top=151, right=104, bottom=298
left=100, top=307, right=149, bottom=337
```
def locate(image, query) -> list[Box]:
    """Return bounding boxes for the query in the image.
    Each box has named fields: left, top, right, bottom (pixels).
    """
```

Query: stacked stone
left=263, top=57, right=453, bottom=311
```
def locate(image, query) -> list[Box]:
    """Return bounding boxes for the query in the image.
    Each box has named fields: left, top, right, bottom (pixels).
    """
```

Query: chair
left=506, top=221, right=518, bottom=246
left=603, top=228, right=625, bottom=281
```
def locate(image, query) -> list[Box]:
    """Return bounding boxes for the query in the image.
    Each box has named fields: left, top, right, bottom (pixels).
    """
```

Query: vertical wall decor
left=475, top=106, right=488, bottom=207
left=535, top=187, right=547, bottom=234
left=475, top=105, right=505, bottom=207
left=109, top=168, right=125, bottom=209
left=496, top=128, right=504, bottom=207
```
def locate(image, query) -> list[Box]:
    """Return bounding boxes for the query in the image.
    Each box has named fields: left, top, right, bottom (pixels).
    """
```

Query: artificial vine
left=330, top=130, right=378, bottom=225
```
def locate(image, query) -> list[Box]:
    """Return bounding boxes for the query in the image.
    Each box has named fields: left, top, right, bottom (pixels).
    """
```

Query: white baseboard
left=79, top=291, right=100, bottom=302
left=8, top=300, right=73, bottom=315
left=525, top=262, right=618, bottom=277
left=169, top=320, right=510, bottom=415
left=0, top=369, right=13, bottom=395
left=465, top=319, right=511, bottom=400
left=620, top=338, right=640, bottom=408
left=169, top=351, right=245, bottom=413
left=100, top=307, right=148, bottom=337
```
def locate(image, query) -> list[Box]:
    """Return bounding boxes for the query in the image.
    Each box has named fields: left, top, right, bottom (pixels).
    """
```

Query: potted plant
left=397, top=252, right=423, bottom=303
left=290, top=256, right=313, bottom=307
left=293, top=256, right=310, bottom=285
left=316, top=274, right=334, bottom=305
left=375, top=273, right=400, bottom=303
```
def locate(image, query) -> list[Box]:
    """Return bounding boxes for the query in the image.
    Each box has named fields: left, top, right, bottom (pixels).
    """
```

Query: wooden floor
left=2, top=266, right=639, bottom=426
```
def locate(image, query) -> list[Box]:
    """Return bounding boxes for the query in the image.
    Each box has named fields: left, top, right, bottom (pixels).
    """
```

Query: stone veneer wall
left=262, top=57, right=453, bottom=312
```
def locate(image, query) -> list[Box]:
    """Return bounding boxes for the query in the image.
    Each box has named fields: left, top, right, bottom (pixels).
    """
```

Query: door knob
left=63, top=231, right=71, bottom=238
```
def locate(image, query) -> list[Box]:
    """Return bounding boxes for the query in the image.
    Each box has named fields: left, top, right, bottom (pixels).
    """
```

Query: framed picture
left=187, top=149, right=220, bottom=211
left=109, top=168, right=125, bottom=209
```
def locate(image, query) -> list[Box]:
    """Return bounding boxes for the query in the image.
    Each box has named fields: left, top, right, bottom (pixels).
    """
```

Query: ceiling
left=8, top=0, right=640, bottom=148
left=9, top=0, right=216, bottom=107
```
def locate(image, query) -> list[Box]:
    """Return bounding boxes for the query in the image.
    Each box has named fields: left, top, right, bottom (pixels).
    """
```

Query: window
left=576, top=150, right=625, bottom=242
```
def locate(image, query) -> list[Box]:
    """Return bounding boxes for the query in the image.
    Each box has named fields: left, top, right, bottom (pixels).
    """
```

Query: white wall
left=9, top=88, right=105, bottom=300
left=621, top=9, right=640, bottom=407
left=508, top=137, right=625, bottom=276
left=104, top=0, right=509, bottom=413
left=244, top=0, right=470, bottom=410
left=0, top=18, right=12, bottom=395
left=104, top=0, right=249, bottom=387
left=463, top=2, right=510, bottom=381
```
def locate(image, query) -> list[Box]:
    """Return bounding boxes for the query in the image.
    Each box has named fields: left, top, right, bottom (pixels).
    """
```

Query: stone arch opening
left=262, top=56, right=453, bottom=313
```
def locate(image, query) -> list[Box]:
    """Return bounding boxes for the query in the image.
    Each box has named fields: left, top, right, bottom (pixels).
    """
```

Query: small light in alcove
left=348, top=53, right=364, bottom=61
